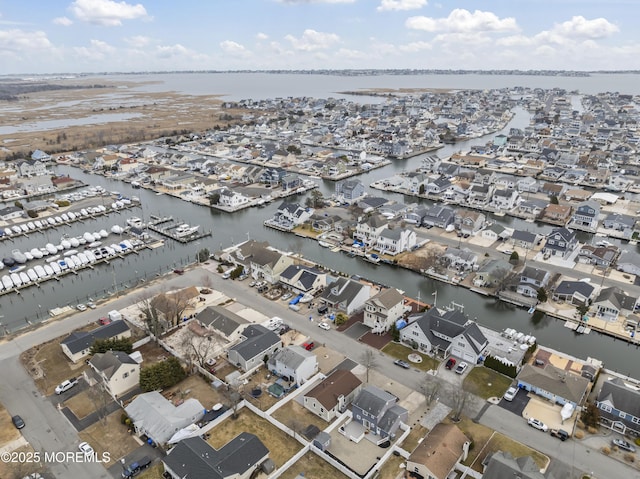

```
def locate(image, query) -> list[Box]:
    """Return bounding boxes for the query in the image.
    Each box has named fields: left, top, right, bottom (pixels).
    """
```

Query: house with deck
left=351, top=385, right=408, bottom=442
left=363, top=287, right=407, bottom=333
left=303, top=369, right=363, bottom=422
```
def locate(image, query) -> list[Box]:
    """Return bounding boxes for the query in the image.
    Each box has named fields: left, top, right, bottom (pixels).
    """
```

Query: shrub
left=334, top=313, right=348, bottom=326
left=120, top=413, right=129, bottom=424
left=587, top=426, right=598, bottom=434
left=27, top=210, right=38, bottom=218
left=624, top=453, right=635, bottom=463
left=140, top=356, right=186, bottom=392
left=483, top=355, right=517, bottom=378
left=574, top=430, right=585, bottom=439
left=90, top=337, right=133, bottom=355
left=602, top=446, right=611, bottom=455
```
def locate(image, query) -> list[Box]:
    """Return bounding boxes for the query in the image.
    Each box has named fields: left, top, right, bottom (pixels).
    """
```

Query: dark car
left=550, top=429, right=570, bottom=441
left=445, top=358, right=457, bottom=369
left=12, top=415, right=25, bottom=429
left=122, top=456, right=152, bottom=478
left=394, top=359, right=410, bottom=369
left=317, top=304, right=328, bottom=315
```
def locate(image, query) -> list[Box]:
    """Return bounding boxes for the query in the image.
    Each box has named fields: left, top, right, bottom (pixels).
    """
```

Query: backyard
left=471, top=431, right=550, bottom=472
left=463, top=366, right=513, bottom=399
left=136, top=463, right=164, bottom=479
left=206, top=407, right=302, bottom=467
left=161, top=374, right=226, bottom=410
left=271, top=399, right=329, bottom=435
left=78, top=410, right=140, bottom=467
left=381, top=342, right=439, bottom=371
left=64, top=389, right=97, bottom=418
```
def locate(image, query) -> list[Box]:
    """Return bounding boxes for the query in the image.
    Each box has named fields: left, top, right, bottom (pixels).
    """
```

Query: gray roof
left=521, top=266, right=549, bottom=282
left=461, top=323, right=488, bottom=354
left=594, top=287, right=638, bottom=311
left=554, top=280, right=595, bottom=298
left=196, top=306, right=248, bottom=336
left=89, top=350, right=137, bottom=379
left=512, top=230, right=537, bottom=243
left=517, top=364, right=590, bottom=405
left=352, top=385, right=395, bottom=417
left=320, top=277, right=367, bottom=307
left=229, top=324, right=281, bottom=361
left=378, top=404, right=408, bottom=434
left=163, top=433, right=269, bottom=479
left=61, top=320, right=130, bottom=355
left=597, top=377, right=640, bottom=419
left=269, top=345, right=314, bottom=370
left=482, top=451, right=547, bottom=479
left=280, top=264, right=323, bottom=290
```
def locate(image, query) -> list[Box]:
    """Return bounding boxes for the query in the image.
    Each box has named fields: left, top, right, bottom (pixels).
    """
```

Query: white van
left=222, top=270, right=231, bottom=280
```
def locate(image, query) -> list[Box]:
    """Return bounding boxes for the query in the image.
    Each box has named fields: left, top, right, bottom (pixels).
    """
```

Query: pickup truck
left=55, top=378, right=79, bottom=395
left=121, top=456, right=152, bottom=478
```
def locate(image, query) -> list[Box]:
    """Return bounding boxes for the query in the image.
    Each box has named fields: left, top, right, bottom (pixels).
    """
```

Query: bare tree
left=415, top=248, right=444, bottom=274
left=180, top=326, right=220, bottom=369
left=492, top=267, right=514, bottom=292
left=222, top=384, right=243, bottom=419
left=449, top=386, right=471, bottom=422
left=360, top=349, right=378, bottom=384
left=160, top=288, right=196, bottom=327
left=136, top=292, right=164, bottom=343
left=420, top=377, right=441, bottom=408
left=201, top=273, right=213, bottom=290
left=87, top=384, right=112, bottom=426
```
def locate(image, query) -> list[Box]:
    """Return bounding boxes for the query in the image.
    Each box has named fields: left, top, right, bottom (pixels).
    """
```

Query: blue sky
left=0, top=0, right=637, bottom=74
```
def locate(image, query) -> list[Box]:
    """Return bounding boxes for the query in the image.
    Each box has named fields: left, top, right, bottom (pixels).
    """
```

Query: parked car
left=550, top=429, right=570, bottom=441
left=173, top=269, right=184, bottom=275
left=78, top=442, right=94, bottom=456
left=11, top=415, right=25, bottom=429
left=302, top=341, right=315, bottom=351
left=445, top=358, right=457, bottom=370
left=249, top=281, right=256, bottom=287
left=98, top=317, right=111, bottom=325
left=318, top=322, right=331, bottom=331
left=502, top=249, right=513, bottom=255
left=76, top=303, right=87, bottom=311
left=55, top=378, right=79, bottom=395
left=121, top=456, right=152, bottom=478
left=86, top=301, right=97, bottom=309
left=527, top=417, right=548, bottom=432
left=503, top=386, right=518, bottom=402
left=281, top=293, right=293, bottom=301
left=394, top=359, right=410, bottom=369
left=613, top=439, right=636, bottom=452
left=317, top=304, right=329, bottom=315
left=455, top=362, right=468, bottom=374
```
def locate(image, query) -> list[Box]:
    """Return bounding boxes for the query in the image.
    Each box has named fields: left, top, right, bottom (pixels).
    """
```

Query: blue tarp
left=395, top=319, right=407, bottom=330
left=289, top=294, right=303, bottom=306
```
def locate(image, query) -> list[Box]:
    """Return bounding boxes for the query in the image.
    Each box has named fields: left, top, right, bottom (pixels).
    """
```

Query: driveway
left=498, top=387, right=530, bottom=416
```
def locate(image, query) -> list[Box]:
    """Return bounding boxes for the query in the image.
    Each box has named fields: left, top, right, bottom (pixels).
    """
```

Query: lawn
left=243, top=368, right=286, bottom=411
left=471, top=432, right=549, bottom=472
left=78, top=410, right=140, bottom=467
left=463, top=366, right=513, bottom=400
left=0, top=444, right=45, bottom=479
left=277, top=452, right=349, bottom=479
left=376, top=454, right=405, bottom=479
left=64, top=390, right=96, bottom=419
left=400, top=424, right=428, bottom=454
left=0, top=405, right=21, bottom=444
left=162, top=374, right=226, bottom=410
left=136, top=463, right=164, bottom=479
left=381, top=342, right=439, bottom=371
left=206, top=408, right=302, bottom=467
left=447, top=416, right=494, bottom=467
left=272, top=399, right=330, bottom=434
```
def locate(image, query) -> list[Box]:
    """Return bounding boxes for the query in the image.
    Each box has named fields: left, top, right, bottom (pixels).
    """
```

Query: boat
left=299, top=293, right=314, bottom=303
left=99, top=229, right=109, bottom=238
left=126, top=217, right=144, bottom=228
left=10, top=273, right=22, bottom=287
left=84, top=250, right=96, bottom=263
left=63, top=249, right=78, bottom=257
left=11, top=249, right=27, bottom=264
left=77, top=253, right=90, bottom=265
left=93, top=249, right=103, bottom=260
left=24, top=252, right=33, bottom=261
left=80, top=208, right=89, bottom=216
left=9, top=265, right=25, bottom=273
left=111, top=225, right=124, bottom=234
left=27, top=269, right=38, bottom=282
left=363, top=253, right=381, bottom=264
left=46, top=218, right=55, bottom=226
left=88, top=241, right=102, bottom=248
left=69, top=237, right=80, bottom=248
left=318, top=241, right=332, bottom=248
left=50, top=262, right=61, bottom=275
left=61, top=239, right=72, bottom=249
left=68, top=212, right=76, bottom=220
left=65, top=256, right=77, bottom=269
left=46, top=255, right=61, bottom=263
left=2, top=275, right=14, bottom=289
left=20, top=224, right=29, bottom=233
left=27, top=222, right=36, bottom=230
left=83, top=232, right=95, bottom=242
left=30, top=248, right=43, bottom=259
left=19, top=272, right=29, bottom=284
left=34, top=220, right=43, bottom=228
left=2, top=257, right=16, bottom=267
left=174, top=224, right=200, bottom=238
left=56, top=244, right=64, bottom=251
left=45, top=243, right=57, bottom=255
left=61, top=213, right=69, bottom=222
left=12, top=226, right=22, bottom=234
left=43, top=265, right=54, bottom=277
left=54, top=216, right=63, bottom=223
left=57, top=260, right=68, bottom=271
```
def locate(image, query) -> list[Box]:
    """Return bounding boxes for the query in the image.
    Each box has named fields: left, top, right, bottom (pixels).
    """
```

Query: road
left=0, top=262, right=634, bottom=478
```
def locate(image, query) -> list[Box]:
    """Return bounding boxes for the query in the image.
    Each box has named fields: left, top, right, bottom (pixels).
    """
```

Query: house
left=516, top=177, right=538, bottom=193
left=310, top=214, right=342, bottom=233
left=443, top=247, right=478, bottom=272
left=335, top=179, right=366, bottom=203
left=227, top=324, right=281, bottom=372
left=363, top=287, right=407, bottom=333
left=249, top=247, right=294, bottom=284
left=217, top=188, right=250, bottom=208
left=473, top=259, right=512, bottom=288
left=279, top=264, right=327, bottom=295
left=422, top=204, right=455, bottom=228
left=543, top=227, right=578, bottom=259
left=481, top=223, right=510, bottom=242
left=406, top=424, right=470, bottom=479
left=195, top=306, right=249, bottom=343
left=280, top=173, right=301, bottom=191
left=125, top=391, right=205, bottom=446
left=481, top=452, right=547, bottom=479
left=0, top=205, right=24, bottom=221
left=552, top=280, right=596, bottom=306
left=577, top=244, right=619, bottom=267
left=404, top=207, right=428, bottom=226
left=31, top=149, right=52, bottom=163
left=354, top=214, right=388, bottom=247
left=454, top=209, right=486, bottom=235
left=163, top=433, right=270, bottom=479
left=351, top=385, right=408, bottom=440
left=510, top=230, right=540, bottom=250
left=516, top=266, right=551, bottom=298
left=517, top=199, right=547, bottom=218
left=399, top=307, right=488, bottom=363
left=596, top=377, right=640, bottom=437
left=268, top=202, right=313, bottom=231
left=602, top=213, right=636, bottom=239
left=375, top=227, right=417, bottom=255
left=60, top=320, right=131, bottom=363
left=569, top=201, right=600, bottom=231
left=516, top=363, right=590, bottom=408
left=267, top=345, right=318, bottom=386
left=423, top=176, right=451, bottom=196
left=17, top=159, right=47, bottom=177
left=85, top=350, right=140, bottom=399
left=303, top=369, right=362, bottom=422
left=491, top=188, right=520, bottom=211
left=593, top=287, right=639, bottom=322
left=467, top=183, right=494, bottom=206
left=318, top=277, right=371, bottom=315
left=541, top=204, right=572, bottom=225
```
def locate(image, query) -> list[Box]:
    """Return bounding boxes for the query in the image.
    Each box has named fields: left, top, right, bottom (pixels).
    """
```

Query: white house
left=267, top=345, right=318, bottom=386
left=85, top=350, right=140, bottom=399
left=319, top=277, right=371, bottom=315
left=363, top=288, right=407, bottom=333
left=374, top=227, right=417, bottom=255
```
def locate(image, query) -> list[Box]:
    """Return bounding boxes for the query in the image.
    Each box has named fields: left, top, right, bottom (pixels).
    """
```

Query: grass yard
left=277, top=452, right=350, bottom=479
left=64, top=390, right=96, bottom=419
left=0, top=405, right=21, bottom=444
left=243, top=368, right=285, bottom=411
left=471, top=432, right=549, bottom=472
left=136, top=341, right=173, bottom=364
left=206, top=408, right=302, bottom=467
left=136, top=463, right=164, bottom=479
left=463, top=366, right=513, bottom=400
left=381, top=342, right=439, bottom=371
left=447, top=416, right=494, bottom=467
left=163, top=374, right=226, bottom=410
left=376, top=454, right=405, bottom=479
left=0, top=444, right=45, bottom=479
left=271, top=399, right=329, bottom=434
left=400, top=424, right=428, bottom=454
left=20, top=335, right=89, bottom=396
left=78, top=410, right=140, bottom=467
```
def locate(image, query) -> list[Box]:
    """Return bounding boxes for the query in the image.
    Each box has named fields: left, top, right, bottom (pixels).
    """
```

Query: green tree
left=230, top=265, right=244, bottom=279
left=581, top=403, right=600, bottom=429
left=418, top=184, right=425, bottom=195
left=576, top=303, right=590, bottom=320
left=390, top=323, right=400, bottom=342
left=549, top=195, right=559, bottom=205
left=537, top=287, right=548, bottom=303
left=196, top=248, right=210, bottom=263
left=209, top=193, right=220, bottom=205
left=140, top=357, right=186, bottom=392
left=90, top=337, right=133, bottom=355
left=334, top=313, right=348, bottom=326
left=509, top=251, right=519, bottom=264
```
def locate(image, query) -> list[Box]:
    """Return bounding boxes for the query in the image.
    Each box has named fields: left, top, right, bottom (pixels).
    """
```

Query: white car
left=318, top=322, right=331, bottom=331
left=503, top=386, right=518, bottom=401
left=76, top=303, right=87, bottom=311
left=78, top=442, right=94, bottom=456
left=86, top=302, right=96, bottom=309
left=455, top=362, right=468, bottom=374
left=527, top=417, right=548, bottom=432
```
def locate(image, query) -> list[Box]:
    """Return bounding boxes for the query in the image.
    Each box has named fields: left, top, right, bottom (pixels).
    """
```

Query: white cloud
left=406, top=9, right=518, bottom=33
left=551, top=15, right=618, bottom=39
left=70, top=0, right=149, bottom=27
left=220, top=40, right=247, bottom=54
left=256, top=32, right=269, bottom=41
left=53, top=16, right=73, bottom=26
left=73, top=39, right=115, bottom=61
left=398, top=40, right=431, bottom=52
left=0, top=29, right=53, bottom=53
left=495, top=34, right=534, bottom=48
left=284, top=29, right=340, bottom=51
left=124, top=35, right=150, bottom=48
left=278, top=0, right=355, bottom=4
left=155, top=43, right=189, bottom=58
left=377, top=0, right=427, bottom=12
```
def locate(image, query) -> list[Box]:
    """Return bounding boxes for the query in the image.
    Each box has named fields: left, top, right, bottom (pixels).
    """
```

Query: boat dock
left=147, top=217, right=211, bottom=244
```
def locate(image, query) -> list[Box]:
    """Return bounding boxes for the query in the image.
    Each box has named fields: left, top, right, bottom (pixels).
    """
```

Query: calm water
left=2, top=72, right=640, bottom=373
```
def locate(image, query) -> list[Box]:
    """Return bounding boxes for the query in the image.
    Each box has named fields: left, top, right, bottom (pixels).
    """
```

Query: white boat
left=104, top=247, right=116, bottom=256
left=12, top=226, right=22, bottom=234
left=97, top=205, right=106, bottom=212
left=68, top=212, right=76, bottom=220
left=57, top=260, right=68, bottom=270
left=126, top=217, right=144, bottom=228
left=34, top=220, right=43, bottom=228
left=63, top=249, right=78, bottom=257
left=71, top=255, right=83, bottom=268
left=47, top=218, right=56, bottom=225
left=84, top=250, right=96, bottom=263
left=27, top=269, right=38, bottom=282
left=445, top=224, right=456, bottom=233
left=77, top=253, right=90, bottom=265
left=54, top=216, right=63, bottom=224
left=80, top=208, right=89, bottom=216
left=61, top=239, right=72, bottom=249
left=56, top=244, right=64, bottom=251
left=46, top=255, right=61, bottom=263
left=45, top=243, right=57, bottom=255
left=69, top=237, right=80, bottom=248
left=19, top=272, right=29, bottom=284
left=61, top=213, right=69, bottom=221
left=10, top=273, right=22, bottom=287
left=27, top=222, right=36, bottom=230
left=318, top=241, right=332, bottom=248
left=299, top=293, right=314, bottom=303
left=34, top=265, right=47, bottom=279
left=77, top=236, right=87, bottom=245
left=83, top=232, right=95, bottom=242
left=43, top=265, right=54, bottom=277
left=11, top=250, right=27, bottom=264
left=174, top=224, right=200, bottom=238
left=9, top=264, right=25, bottom=273
left=111, top=225, right=124, bottom=234
left=122, top=239, right=133, bottom=249
left=65, top=256, right=77, bottom=269
left=99, top=229, right=108, bottom=238
left=20, top=224, right=29, bottom=233
left=39, top=248, right=50, bottom=257
left=50, top=262, right=61, bottom=275
left=30, top=248, right=43, bottom=259
left=24, top=252, right=33, bottom=261
left=88, top=241, right=102, bottom=248
left=2, top=275, right=14, bottom=289
left=93, top=249, right=103, bottom=260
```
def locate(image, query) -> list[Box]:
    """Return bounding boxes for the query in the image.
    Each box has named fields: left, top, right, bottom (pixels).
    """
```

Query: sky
left=0, top=0, right=638, bottom=74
